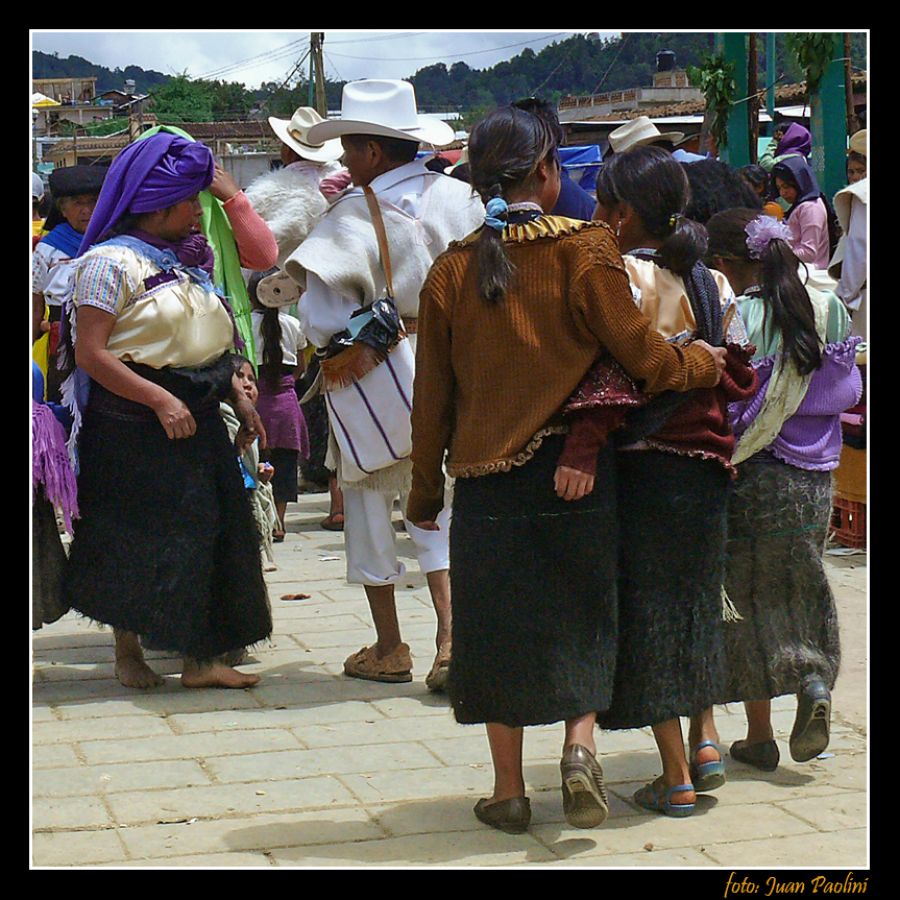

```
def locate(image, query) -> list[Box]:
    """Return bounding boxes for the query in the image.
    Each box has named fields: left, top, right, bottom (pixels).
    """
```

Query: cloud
left=31, top=29, right=585, bottom=86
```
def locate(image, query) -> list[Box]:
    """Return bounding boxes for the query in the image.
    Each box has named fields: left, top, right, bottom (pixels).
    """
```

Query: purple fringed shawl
left=729, top=337, right=863, bottom=471
left=32, top=400, right=79, bottom=532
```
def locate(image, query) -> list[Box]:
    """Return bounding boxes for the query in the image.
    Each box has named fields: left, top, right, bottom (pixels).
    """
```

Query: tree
left=148, top=74, right=214, bottom=122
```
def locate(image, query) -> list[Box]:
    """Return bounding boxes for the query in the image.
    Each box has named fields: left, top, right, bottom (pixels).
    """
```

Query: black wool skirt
left=63, top=360, right=273, bottom=661
left=449, top=435, right=619, bottom=728
left=598, top=450, right=730, bottom=731
left=717, top=459, right=840, bottom=703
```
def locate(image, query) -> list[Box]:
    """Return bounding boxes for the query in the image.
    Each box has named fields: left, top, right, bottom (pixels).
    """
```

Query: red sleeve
left=558, top=408, right=629, bottom=476
left=222, top=191, right=279, bottom=271
left=717, top=342, right=759, bottom=402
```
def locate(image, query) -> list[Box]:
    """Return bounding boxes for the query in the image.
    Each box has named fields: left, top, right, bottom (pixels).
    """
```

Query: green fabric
left=135, top=125, right=257, bottom=367
left=737, top=288, right=850, bottom=359
left=731, top=288, right=831, bottom=466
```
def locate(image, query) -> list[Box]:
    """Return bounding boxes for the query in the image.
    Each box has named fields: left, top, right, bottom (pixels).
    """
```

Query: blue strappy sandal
left=634, top=777, right=696, bottom=818
left=689, top=740, right=726, bottom=792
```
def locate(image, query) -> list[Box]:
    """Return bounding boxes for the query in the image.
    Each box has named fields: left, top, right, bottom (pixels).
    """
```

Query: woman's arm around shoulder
left=566, top=232, right=725, bottom=392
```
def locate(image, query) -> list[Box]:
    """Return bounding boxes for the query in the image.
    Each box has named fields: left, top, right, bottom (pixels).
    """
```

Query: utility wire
left=325, top=31, right=427, bottom=45
left=326, top=33, right=567, bottom=63
left=193, top=39, right=310, bottom=82
left=590, top=32, right=631, bottom=95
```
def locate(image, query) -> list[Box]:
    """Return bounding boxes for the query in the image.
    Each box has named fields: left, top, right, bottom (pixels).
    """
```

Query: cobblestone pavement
left=31, top=490, right=868, bottom=869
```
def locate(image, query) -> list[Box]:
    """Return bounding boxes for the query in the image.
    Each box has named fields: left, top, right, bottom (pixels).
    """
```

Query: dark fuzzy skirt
left=449, top=435, right=619, bottom=728
left=32, top=495, right=70, bottom=630
left=717, top=459, right=840, bottom=702
left=598, top=451, right=730, bottom=731
left=63, top=361, right=272, bottom=660
left=261, top=447, right=299, bottom=505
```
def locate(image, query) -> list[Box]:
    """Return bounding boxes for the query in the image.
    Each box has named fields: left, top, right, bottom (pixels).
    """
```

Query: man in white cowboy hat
left=829, top=128, right=867, bottom=339
left=286, top=79, right=484, bottom=691
left=243, top=107, right=346, bottom=269
left=603, top=115, right=685, bottom=159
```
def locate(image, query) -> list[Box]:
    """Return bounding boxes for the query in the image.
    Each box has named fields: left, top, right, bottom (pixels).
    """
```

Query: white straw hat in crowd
left=268, top=107, right=344, bottom=163
left=849, top=129, right=867, bottom=156
left=306, top=79, right=456, bottom=148
left=608, top=115, right=685, bottom=155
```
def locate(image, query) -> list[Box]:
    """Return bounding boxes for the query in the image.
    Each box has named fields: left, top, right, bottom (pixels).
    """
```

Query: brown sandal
left=320, top=513, right=344, bottom=531
left=343, top=643, right=412, bottom=683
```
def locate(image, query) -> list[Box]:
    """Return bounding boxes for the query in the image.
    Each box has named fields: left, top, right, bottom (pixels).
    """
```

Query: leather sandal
left=343, top=643, right=412, bottom=683
left=730, top=738, right=780, bottom=771
left=320, top=513, right=344, bottom=531
left=790, top=676, right=831, bottom=762
left=425, top=641, right=451, bottom=692
left=634, top=777, right=695, bottom=818
left=560, top=744, right=609, bottom=828
left=473, top=797, right=531, bottom=834
left=689, top=740, right=726, bottom=792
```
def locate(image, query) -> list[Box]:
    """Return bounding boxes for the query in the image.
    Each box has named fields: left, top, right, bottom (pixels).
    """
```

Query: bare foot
left=181, top=661, right=260, bottom=689
left=115, top=656, right=165, bottom=689
left=114, top=629, right=164, bottom=689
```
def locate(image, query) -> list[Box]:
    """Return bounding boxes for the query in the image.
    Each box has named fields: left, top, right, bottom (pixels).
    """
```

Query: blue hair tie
left=485, top=196, right=509, bottom=232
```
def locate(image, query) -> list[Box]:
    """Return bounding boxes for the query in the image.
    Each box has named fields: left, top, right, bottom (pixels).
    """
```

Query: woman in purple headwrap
left=60, top=133, right=274, bottom=690
left=772, top=156, right=841, bottom=271
left=759, top=122, right=812, bottom=174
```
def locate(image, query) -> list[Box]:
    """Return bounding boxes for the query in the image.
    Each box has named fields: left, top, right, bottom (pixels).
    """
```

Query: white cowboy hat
left=268, top=107, right=344, bottom=163
left=849, top=129, right=867, bottom=156
left=608, top=116, right=685, bottom=155
left=306, top=79, right=455, bottom=148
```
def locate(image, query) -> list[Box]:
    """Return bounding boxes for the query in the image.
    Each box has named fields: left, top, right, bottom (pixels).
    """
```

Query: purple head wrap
left=76, top=133, right=215, bottom=257
left=776, top=122, right=812, bottom=159
left=772, top=156, right=822, bottom=214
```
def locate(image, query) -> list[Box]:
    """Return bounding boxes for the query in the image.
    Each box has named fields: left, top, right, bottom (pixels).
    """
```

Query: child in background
left=220, top=355, right=280, bottom=572
left=248, top=267, right=310, bottom=542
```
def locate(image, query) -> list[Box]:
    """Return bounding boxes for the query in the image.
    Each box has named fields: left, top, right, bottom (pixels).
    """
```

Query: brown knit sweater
left=406, top=217, right=721, bottom=522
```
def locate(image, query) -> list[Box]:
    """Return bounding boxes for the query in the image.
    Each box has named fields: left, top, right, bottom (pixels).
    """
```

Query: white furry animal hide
left=244, top=163, right=337, bottom=269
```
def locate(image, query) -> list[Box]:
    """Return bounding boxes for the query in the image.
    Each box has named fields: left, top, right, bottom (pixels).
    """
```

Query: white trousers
left=342, top=488, right=451, bottom=586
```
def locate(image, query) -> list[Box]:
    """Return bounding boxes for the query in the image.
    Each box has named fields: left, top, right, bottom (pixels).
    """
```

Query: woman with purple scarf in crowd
left=60, top=132, right=277, bottom=690
left=698, top=208, right=862, bottom=772
left=758, top=121, right=812, bottom=174
left=772, top=156, right=841, bottom=271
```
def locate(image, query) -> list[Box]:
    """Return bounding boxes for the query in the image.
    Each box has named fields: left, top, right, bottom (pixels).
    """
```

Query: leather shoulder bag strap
left=363, top=185, right=394, bottom=298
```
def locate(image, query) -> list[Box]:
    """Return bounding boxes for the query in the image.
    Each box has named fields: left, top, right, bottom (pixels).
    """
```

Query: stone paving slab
left=31, top=491, right=869, bottom=869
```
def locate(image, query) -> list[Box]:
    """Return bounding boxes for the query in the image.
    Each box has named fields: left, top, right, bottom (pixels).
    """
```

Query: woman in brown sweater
left=407, top=106, right=726, bottom=834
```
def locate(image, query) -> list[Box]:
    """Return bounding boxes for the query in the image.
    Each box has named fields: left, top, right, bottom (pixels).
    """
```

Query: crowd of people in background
left=31, top=79, right=867, bottom=834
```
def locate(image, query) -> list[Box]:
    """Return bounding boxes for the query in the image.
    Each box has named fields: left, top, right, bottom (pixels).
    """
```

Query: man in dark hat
left=32, top=165, right=106, bottom=402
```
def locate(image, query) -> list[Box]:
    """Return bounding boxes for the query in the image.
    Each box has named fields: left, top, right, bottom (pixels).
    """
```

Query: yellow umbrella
left=32, top=92, right=61, bottom=107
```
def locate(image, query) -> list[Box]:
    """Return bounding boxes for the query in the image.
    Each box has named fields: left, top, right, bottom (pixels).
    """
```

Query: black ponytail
left=467, top=106, right=558, bottom=303
left=707, top=207, right=822, bottom=375
left=475, top=184, right=514, bottom=304
left=759, top=237, right=822, bottom=375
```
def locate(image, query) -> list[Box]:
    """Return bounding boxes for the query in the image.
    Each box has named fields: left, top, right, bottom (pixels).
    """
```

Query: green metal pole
left=808, top=33, right=848, bottom=201
left=766, top=33, right=776, bottom=123
left=721, top=33, right=750, bottom=167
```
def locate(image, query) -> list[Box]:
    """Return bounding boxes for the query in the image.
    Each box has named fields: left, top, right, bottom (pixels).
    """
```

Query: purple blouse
left=729, top=337, right=863, bottom=471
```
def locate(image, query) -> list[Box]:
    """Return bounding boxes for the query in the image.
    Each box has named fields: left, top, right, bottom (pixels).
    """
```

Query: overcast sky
left=31, top=30, right=622, bottom=87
